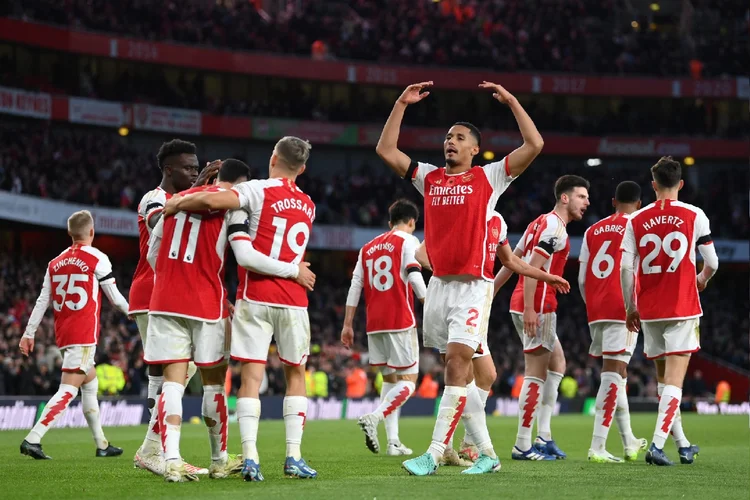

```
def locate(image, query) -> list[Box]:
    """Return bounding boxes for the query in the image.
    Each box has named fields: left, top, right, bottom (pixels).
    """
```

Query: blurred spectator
left=8, top=0, right=748, bottom=77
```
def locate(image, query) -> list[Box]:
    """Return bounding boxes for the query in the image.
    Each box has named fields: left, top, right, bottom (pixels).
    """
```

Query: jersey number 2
left=169, top=212, right=202, bottom=263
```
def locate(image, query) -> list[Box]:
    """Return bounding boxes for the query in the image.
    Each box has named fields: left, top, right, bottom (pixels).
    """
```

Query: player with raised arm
left=164, top=137, right=318, bottom=482
left=342, top=199, right=427, bottom=457
left=132, top=139, right=220, bottom=474
left=416, top=211, right=570, bottom=465
left=620, top=157, right=717, bottom=466
left=19, top=210, right=128, bottom=460
left=376, top=80, right=545, bottom=476
left=579, top=181, right=648, bottom=463
left=495, top=175, right=589, bottom=461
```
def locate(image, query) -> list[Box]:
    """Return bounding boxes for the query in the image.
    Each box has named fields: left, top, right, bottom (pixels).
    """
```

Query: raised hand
left=193, top=160, right=222, bottom=187
left=397, top=81, right=433, bottom=106
left=478, top=81, right=515, bottom=105
left=295, top=262, right=316, bottom=291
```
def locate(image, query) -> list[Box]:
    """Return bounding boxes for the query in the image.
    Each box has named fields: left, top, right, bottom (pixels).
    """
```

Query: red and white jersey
left=149, top=186, right=229, bottom=322
left=621, top=199, right=712, bottom=321
left=579, top=213, right=632, bottom=324
left=232, top=178, right=315, bottom=309
left=130, top=187, right=170, bottom=314
left=407, top=158, right=515, bottom=280
left=510, top=212, right=570, bottom=314
left=44, top=245, right=116, bottom=348
left=353, top=230, right=422, bottom=333
left=484, top=211, right=509, bottom=279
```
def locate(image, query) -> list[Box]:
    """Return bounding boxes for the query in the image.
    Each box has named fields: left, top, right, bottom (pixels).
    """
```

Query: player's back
left=48, top=244, right=111, bottom=348
left=624, top=199, right=709, bottom=321
left=150, top=186, right=228, bottom=321
left=360, top=230, right=417, bottom=334
left=130, top=187, right=170, bottom=314
left=235, top=178, right=315, bottom=308
left=582, top=213, right=630, bottom=323
left=510, top=212, right=570, bottom=314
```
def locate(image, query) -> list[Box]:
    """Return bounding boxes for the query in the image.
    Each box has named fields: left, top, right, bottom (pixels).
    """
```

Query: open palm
left=398, top=81, right=433, bottom=105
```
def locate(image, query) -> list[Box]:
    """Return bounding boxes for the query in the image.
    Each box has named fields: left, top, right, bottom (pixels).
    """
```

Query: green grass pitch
left=2, top=414, right=748, bottom=499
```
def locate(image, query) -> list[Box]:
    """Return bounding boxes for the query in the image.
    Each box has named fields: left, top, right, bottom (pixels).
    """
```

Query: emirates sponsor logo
left=428, top=184, right=474, bottom=196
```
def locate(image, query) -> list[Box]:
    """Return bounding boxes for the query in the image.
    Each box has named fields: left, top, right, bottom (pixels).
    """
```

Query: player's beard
left=445, top=156, right=459, bottom=167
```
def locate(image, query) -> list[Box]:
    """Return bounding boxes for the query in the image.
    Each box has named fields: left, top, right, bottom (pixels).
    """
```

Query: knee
left=444, top=356, right=470, bottom=382
left=475, top=365, right=497, bottom=391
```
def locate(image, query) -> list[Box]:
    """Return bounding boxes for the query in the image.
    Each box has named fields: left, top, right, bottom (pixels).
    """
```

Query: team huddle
left=18, top=81, right=718, bottom=480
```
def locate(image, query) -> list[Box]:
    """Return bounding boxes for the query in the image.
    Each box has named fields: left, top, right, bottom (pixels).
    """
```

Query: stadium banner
left=0, top=18, right=743, bottom=99
left=0, top=88, right=746, bottom=158
left=0, top=192, right=138, bottom=237
left=69, top=97, right=127, bottom=127
left=0, top=192, right=747, bottom=261
left=0, top=85, right=51, bottom=119
left=133, top=104, right=202, bottom=135
left=252, top=118, right=359, bottom=145
left=0, top=399, right=146, bottom=431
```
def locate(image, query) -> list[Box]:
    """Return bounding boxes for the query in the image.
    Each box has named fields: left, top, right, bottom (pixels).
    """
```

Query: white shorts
left=512, top=312, right=557, bottom=353
left=145, top=314, right=227, bottom=367
left=589, top=321, right=637, bottom=363
left=642, top=318, right=700, bottom=360
left=423, top=277, right=493, bottom=354
left=231, top=300, right=310, bottom=366
left=368, top=329, right=419, bottom=375
left=61, top=345, right=96, bottom=373
left=134, top=313, right=149, bottom=345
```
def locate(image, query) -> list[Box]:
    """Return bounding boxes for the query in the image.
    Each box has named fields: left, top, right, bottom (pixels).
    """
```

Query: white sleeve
left=93, top=252, right=116, bottom=284
left=482, top=156, right=515, bottom=194
left=514, top=226, right=528, bottom=253
left=139, top=189, right=168, bottom=234
left=579, top=229, right=591, bottom=264
left=231, top=180, right=265, bottom=212
left=101, top=282, right=129, bottom=315
left=23, top=269, right=51, bottom=339
left=577, top=230, right=590, bottom=303
left=226, top=210, right=299, bottom=278
left=408, top=162, right=438, bottom=196
left=146, top=218, right=164, bottom=271
left=402, top=236, right=426, bottom=300
left=498, top=213, right=509, bottom=246
left=620, top=220, right=638, bottom=313
left=345, top=249, right=365, bottom=307
left=695, top=209, right=719, bottom=271
left=536, top=216, right=567, bottom=258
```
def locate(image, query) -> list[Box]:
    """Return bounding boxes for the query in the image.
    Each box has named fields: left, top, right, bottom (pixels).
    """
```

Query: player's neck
left=655, top=189, right=679, bottom=201
left=553, top=205, right=571, bottom=224
left=159, top=177, right=175, bottom=195
left=270, top=172, right=297, bottom=182
left=71, top=238, right=92, bottom=247
left=444, top=162, right=471, bottom=175
left=216, top=181, right=232, bottom=189
left=391, top=223, right=412, bottom=234
left=615, top=203, right=639, bottom=215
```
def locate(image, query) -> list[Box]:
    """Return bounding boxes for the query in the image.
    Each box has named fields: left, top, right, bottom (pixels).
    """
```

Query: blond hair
left=67, top=210, right=94, bottom=240
left=274, top=136, right=311, bottom=170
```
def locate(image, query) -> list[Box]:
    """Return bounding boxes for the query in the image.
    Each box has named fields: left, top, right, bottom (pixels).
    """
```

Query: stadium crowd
left=1, top=123, right=747, bottom=238
left=0, top=248, right=745, bottom=399
left=4, top=0, right=748, bottom=78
